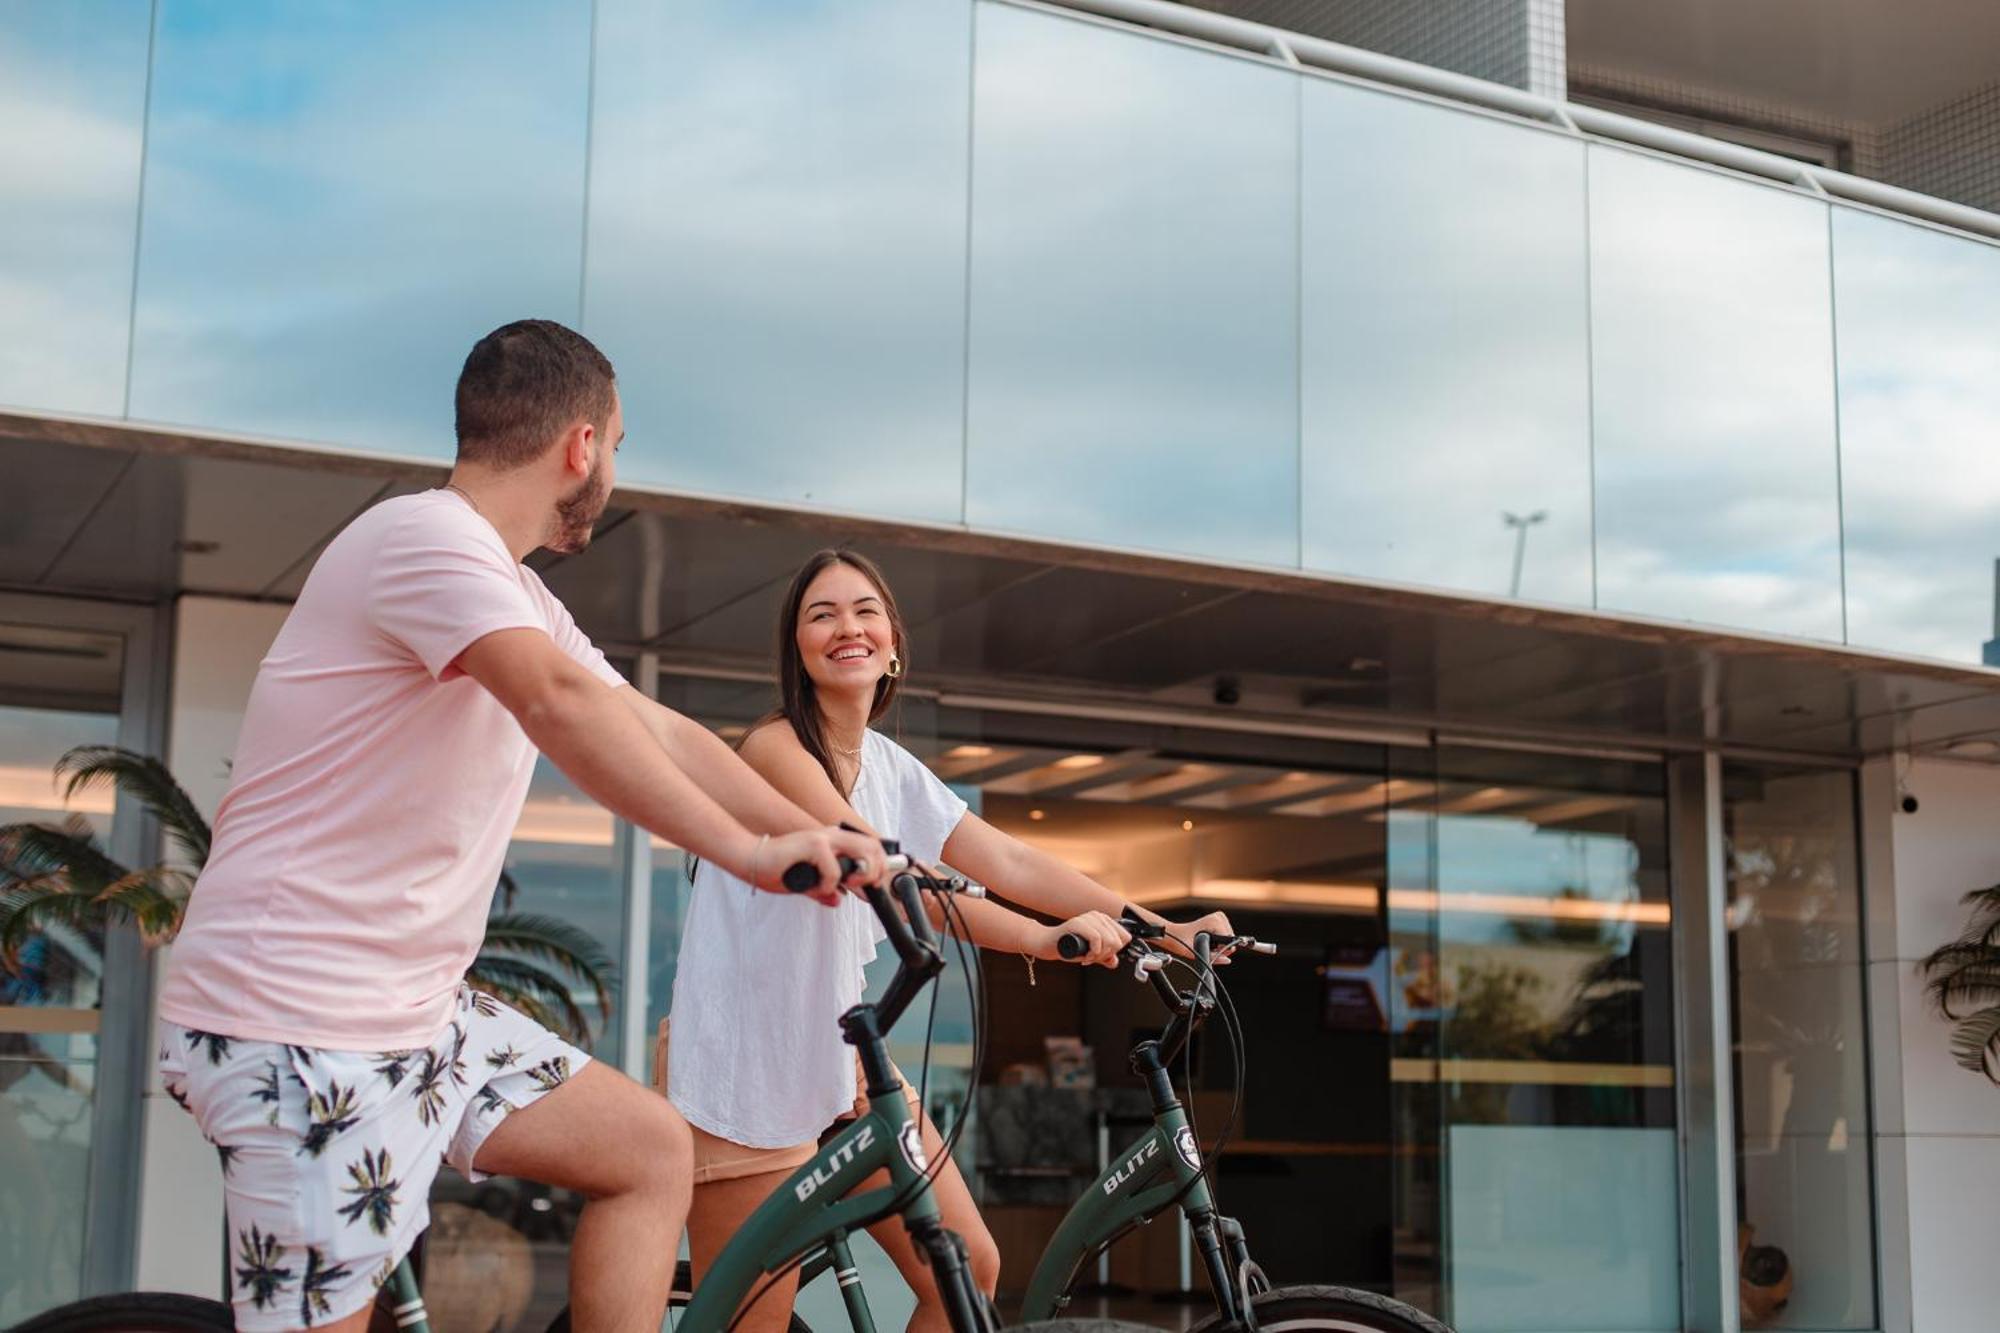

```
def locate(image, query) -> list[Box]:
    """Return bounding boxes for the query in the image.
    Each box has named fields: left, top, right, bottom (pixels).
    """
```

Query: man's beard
left=548, top=454, right=610, bottom=554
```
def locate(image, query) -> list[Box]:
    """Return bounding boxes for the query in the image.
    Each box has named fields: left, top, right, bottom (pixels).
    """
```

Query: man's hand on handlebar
left=1040, top=910, right=1130, bottom=967
left=751, top=827, right=883, bottom=905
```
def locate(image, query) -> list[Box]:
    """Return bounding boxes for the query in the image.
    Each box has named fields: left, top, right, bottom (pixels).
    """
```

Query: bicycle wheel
left=9, top=1293, right=233, bottom=1332
left=542, top=1260, right=815, bottom=1333
left=1188, top=1284, right=1454, bottom=1333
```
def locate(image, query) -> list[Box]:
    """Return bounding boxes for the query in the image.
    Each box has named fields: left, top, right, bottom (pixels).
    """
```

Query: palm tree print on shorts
left=485, top=1042, right=523, bottom=1070
left=462, top=989, right=502, bottom=1019
left=185, top=1028, right=231, bottom=1065
left=234, top=1223, right=295, bottom=1312
left=477, top=1085, right=512, bottom=1117
left=300, top=1080, right=361, bottom=1157
left=373, top=1049, right=416, bottom=1089
left=338, top=1146, right=400, bottom=1236
left=253, top=1061, right=283, bottom=1126
left=410, top=1048, right=449, bottom=1126
left=528, top=1055, right=572, bottom=1092
left=299, top=1246, right=353, bottom=1325
left=216, top=1144, right=240, bottom=1177
left=445, top=1022, right=470, bottom=1087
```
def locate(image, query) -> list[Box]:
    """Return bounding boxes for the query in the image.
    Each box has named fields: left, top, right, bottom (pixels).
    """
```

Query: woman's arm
left=738, top=725, right=1128, bottom=964
left=942, top=812, right=1235, bottom=957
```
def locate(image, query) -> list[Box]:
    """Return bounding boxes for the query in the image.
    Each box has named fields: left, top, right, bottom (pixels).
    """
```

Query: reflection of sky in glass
left=1833, top=209, right=2000, bottom=665
left=0, top=0, right=149, bottom=416
left=128, top=1, right=592, bottom=457
left=1588, top=147, right=1843, bottom=641
left=585, top=0, right=971, bottom=521
left=965, top=5, right=1299, bottom=567
left=1301, top=83, right=1591, bottom=606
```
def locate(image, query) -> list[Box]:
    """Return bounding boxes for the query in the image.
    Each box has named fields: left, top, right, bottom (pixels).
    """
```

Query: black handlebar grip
left=1057, top=933, right=1089, bottom=960
left=782, top=855, right=864, bottom=892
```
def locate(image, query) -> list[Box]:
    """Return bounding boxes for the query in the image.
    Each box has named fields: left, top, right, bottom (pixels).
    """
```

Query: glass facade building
left=3, top=1, right=1999, bottom=1329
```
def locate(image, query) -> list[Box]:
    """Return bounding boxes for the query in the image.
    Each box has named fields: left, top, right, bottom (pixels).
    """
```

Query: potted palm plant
left=0, top=745, right=615, bottom=1044
left=1920, top=884, right=2000, bottom=1081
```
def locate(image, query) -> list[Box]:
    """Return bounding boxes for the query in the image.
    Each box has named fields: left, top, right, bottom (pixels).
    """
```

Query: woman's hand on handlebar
left=1162, top=909, right=1238, bottom=964
left=752, top=827, right=882, bottom=904
left=1040, top=910, right=1129, bottom=967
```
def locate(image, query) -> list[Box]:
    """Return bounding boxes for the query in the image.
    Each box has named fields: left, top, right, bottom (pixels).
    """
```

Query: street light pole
left=1503, top=510, right=1548, bottom=599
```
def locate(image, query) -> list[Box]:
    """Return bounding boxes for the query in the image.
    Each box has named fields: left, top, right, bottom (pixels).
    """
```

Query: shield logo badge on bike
left=898, top=1121, right=929, bottom=1174
left=1173, top=1126, right=1201, bottom=1171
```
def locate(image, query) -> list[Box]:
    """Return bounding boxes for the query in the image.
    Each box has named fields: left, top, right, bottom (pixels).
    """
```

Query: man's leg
left=473, top=1061, right=693, bottom=1333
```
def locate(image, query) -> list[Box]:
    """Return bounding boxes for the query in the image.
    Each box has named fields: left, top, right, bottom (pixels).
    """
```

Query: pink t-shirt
left=158, top=490, right=625, bottom=1051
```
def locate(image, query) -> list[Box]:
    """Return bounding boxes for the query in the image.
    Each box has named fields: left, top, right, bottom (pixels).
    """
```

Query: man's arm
left=456, top=629, right=873, bottom=901
left=611, top=687, right=820, bottom=838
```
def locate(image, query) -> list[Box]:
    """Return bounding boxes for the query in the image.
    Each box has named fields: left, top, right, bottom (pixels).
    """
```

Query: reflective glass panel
left=584, top=0, right=971, bottom=522
left=1832, top=208, right=2000, bottom=664
left=1587, top=147, right=1843, bottom=640
left=425, top=757, right=622, bottom=1331
left=0, top=0, right=149, bottom=415
left=966, top=5, right=1300, bottom=566
left=0, top=690, right=121, bottom=1322
left=1392, top=748, right=1679, bottom=1332
left=1301, top=84, right=1592, bottom=606
left=1723, top=765, right=1874, bottom=1330
left=129, top=1, right=592, bottom=458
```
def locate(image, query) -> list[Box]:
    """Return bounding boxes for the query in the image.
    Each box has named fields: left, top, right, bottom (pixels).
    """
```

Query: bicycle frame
left=678, top=1073, right=941, bottom=1333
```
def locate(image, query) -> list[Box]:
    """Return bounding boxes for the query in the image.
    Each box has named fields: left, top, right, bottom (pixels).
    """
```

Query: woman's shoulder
left=738, top=716, right=806, bottom=764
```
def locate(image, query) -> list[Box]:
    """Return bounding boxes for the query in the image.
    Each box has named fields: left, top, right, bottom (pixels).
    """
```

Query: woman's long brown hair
left=770, top=548, right=909, bottom=795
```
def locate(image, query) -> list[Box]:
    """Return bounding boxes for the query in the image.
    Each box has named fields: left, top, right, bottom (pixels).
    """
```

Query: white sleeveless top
left=667, top=728, right=969, bottom=1147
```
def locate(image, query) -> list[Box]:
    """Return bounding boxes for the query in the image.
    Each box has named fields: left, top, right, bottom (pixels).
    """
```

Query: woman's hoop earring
left=885, top=653, right=904, bottom=680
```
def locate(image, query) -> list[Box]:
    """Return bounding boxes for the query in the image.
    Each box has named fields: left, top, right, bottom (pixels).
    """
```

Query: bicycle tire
left=1014, top=1321, right=1170, bottom=1333
left=1187, top=1284, right=1455, bottom=1333
left=542, top=1260, right=814, bottom=1333
left=9, top=1292, right=234, bottom=1332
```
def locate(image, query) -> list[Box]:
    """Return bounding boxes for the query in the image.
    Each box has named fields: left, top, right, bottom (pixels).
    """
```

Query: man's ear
left=561, top=420, right=595, bottom=477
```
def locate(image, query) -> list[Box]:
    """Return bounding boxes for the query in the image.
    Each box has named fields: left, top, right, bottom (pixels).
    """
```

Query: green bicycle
left=660, top=915, right=1454, bottom=1333
left=15, top=854, right=1155, bottom=1333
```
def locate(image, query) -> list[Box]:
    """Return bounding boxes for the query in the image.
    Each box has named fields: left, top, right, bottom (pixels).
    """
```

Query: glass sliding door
left=1393, top=747, right=1679, bottom=1332
left=0, top=608, right=152, bottom=1322
left=1722, top=765, right=1874, bottom=1329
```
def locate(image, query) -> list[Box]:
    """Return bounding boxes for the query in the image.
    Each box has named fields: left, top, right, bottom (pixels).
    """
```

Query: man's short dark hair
left=455, top=320, right=617, bottom=469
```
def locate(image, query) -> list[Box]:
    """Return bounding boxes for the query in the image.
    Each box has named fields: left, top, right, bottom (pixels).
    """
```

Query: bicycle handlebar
left=1055, top=929, right=1277, bottom=963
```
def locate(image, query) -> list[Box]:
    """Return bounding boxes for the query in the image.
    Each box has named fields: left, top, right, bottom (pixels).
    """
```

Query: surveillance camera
left=1900, top=790, right=1920, bottom=815
left=1213, top=676, right=1242, bottom=708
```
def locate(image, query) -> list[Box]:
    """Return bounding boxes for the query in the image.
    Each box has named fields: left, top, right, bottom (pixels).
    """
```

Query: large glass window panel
left=1587, top=147, right=1843, bottom=641
left=1393, top=748, right=1678, bottom=1332
left=0, top=690, right=121, bottom=1323
left=128, top=1, right=591, bottom=458
left=1832, top=208, right=2000, bottom=664
left=0, top=0, right=150, bottom=416
left=1300, top=84, right=1592, bottom=606
left=966, top=6, right=1300, bottom=566
left=1723, top=765, right=1874, bottom=1330
left=584, top=0, right=971, bottom=522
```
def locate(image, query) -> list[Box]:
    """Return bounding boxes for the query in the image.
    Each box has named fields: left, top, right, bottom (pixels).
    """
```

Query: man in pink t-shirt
left=156, top=320, right=880, bottom=1333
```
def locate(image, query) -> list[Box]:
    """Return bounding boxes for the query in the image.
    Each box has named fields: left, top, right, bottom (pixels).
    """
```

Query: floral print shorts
left=157, top=985, right=590, bottom=1330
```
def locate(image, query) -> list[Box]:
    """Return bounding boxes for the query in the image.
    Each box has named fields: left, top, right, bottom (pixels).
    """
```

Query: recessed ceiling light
left=950, top=744, right=994, bottom=759
left=1055, top=754, right=1104, bottom=770
left=1029, top=809, right=1046, bottom=821
left=1182, top=819, right=1196, bottom=831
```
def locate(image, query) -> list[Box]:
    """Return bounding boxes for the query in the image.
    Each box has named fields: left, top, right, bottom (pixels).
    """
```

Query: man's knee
left=635, top=1098, right=693, bottom=1198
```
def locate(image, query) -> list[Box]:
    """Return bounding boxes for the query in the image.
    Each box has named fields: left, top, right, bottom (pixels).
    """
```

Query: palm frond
left=478, top=913, right=616, bottom=1015
left=1947, top=1004, right=2000, bottom=1083
left=95, top=868, right=194, bottom=940
left=0, top=818, right=128, bottom=895
left=57, top=746, right=212, bottom=867
left=462, top=955, right=595, bottom=1044
left=0, top=882, right=108, bottom=960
